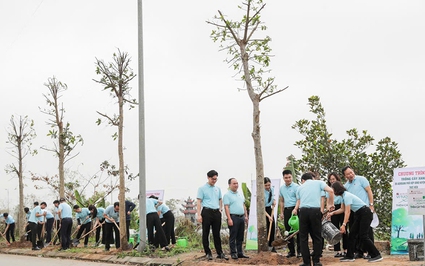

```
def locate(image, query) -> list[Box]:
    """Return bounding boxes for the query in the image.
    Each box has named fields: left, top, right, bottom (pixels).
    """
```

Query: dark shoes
left=217, top=253, right=229, bottom=260
left=297, top=253, right=302, bottom=258
left=340, top=256, right=355, bottom=262
left=32, top=247, right=40, bottom=250
left=313, top=263, right=323, bottom=266
left=206, top=253, right=213, bottom=260
left=368, top=254, right=383, bottom=262
left=238, top=254, right=249, bottom=258
left=286, top=253, right=296, bottom=258
left=271, top=247, right=277, bottom=253
left=231, top=254, right=238, bottom=259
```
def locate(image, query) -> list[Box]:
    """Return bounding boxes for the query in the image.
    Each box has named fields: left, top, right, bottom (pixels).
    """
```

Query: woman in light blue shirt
left=264, top=177, right=276, bottom=251
left=326, top=172, right=347, bottom=257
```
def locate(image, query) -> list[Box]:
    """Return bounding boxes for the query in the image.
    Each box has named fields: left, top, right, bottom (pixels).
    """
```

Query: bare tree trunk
left=18, top=139, right=25, bottom=236
left=252, top=99, right=267, bottom=252
left=58, top=121, right=65, bottom=198
left=240, top=43, right=268, bottom=252
left=118, top=95, right=128, bottom=250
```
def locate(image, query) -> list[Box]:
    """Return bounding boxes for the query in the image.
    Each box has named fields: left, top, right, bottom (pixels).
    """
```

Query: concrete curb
left=0, top=248, right=180, bottom=266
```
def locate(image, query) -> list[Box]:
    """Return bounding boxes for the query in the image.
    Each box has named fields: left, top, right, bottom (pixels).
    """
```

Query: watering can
left=321, top=220, right=342, bottom=245
left=288, top=214, right=299, bottom=233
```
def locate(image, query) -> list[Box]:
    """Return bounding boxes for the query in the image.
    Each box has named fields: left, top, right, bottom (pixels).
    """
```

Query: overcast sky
left=1, top=0, right=424, bottom=211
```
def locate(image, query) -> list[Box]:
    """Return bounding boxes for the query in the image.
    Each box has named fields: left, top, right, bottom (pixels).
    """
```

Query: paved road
left=0, top=254, right=115, bottom=265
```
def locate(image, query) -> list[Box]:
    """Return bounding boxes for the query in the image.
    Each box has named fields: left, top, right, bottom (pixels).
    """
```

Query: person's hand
left=328, top=205, right=335, bottom=212
left=268, top=216, right=273, bottom=223
left=127, top=211, right=131, bottom=215
left=370, top=205, right=375, bottom=213
left=292, top=209, right=298, bottom=215
left=227, top=218, right=233, bottom=227
left=197, top=215, right=202, bottom=223
left=77, top=225, right=81, bottom=229
left=327, top=212, right=333, bottom=220
left=340, top=225, right=346, bottom=234
left=279, top=213, right=284, bottom=220
left=43, top=212, right=47, bottom=216
left=244, top=216, right=249, bottom=224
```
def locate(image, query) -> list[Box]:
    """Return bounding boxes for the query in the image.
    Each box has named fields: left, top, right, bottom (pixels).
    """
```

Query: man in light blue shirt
left=103, top=202, right=120, bottom=251
left=28, top=202, right=45, bottom=250
left=223, top=178, right=249, bottom=260
left=342, top=166, right=375, bottom=258
left=157, top=202, right=176, bottom=247
left=2, top=213, right=15, bottom=244
left=279, top=169, right=300, bottom=258
left=57, top=198, right=72, bottom=250
left=197, top=170, right=227, bottom=260
left=52, top=200, right=61, bottom=245
left=294, top=172, right=334, bottom=266
left=73, top=205, right=92, bottom=247
left=146, top=196, right=168, bottom=250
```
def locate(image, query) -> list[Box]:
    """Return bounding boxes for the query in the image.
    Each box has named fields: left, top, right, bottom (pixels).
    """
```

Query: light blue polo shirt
left=296, top=179, right=327, bottom=208
left=342, top=191, right=367, bottom=212
left=197, top=183, right=222, bottom=209
left=76, top=208, right=92, bottom=224
left=37, top=208, right=46, bottom=222
left=325, top=191, right=343, bottom=205
left=59, top=202, right=72, bottom=219
left=96, top=207, right=105, bottom=220
left=264, top=187, right=275, bottom=207
left=157, top=204, right=170, bottom=218
left=26, top=211, right=31, bottom=221
left=5, top=215, right=15, bottom=224
left=104, top=205, right=119, bottom=223
left=46, top=210, right=54, bottom=219
left=223, top=190, right=245, bottom=215
left=279, top=182, right=299, bottom=207
left=146, top=198, right=158, bottom=214
left=28, top=206, right=41, bottom=223
left=54, top=207, right=60, bottom=220
left=344, top=175, right=370, bottom=205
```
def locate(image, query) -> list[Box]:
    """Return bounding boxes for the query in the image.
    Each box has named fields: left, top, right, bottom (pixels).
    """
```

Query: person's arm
left=3, top=223, right=9, bottom=235
left=324, top=186, right=335, bottom=211
left=219, top=199, right=223, bottom=212
left=103, top=211, right=114, bottom=223
left=127, top=201, right=136, bottom=215
left=340, top=204, right=351, bottom=234
left=292, top=199, right=300, bottom=215
left=365, top=186, right=375, bottom=213
left=197, top=199, right=203, bottom=223
left=320, top=196, right=325, bottom=213
left=224, top=204, right=232, bottom=226
left=279, top=196, right=284, bottom=219
left=244, top=204, right=248, bottom=223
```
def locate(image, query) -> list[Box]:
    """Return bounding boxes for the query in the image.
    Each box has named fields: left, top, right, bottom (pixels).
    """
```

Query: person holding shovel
left=27, top=203, right=45, bottom=250
left=293, top=172, right=334, bottom=266
left=73, top=205, right=92, bottom=247
left=88, top=205, right=106, bottom=247
left=264, top=177, right=277, bottom=252
left=103, top=202, right=120, bottom=251
left=24, top=207, right=31, bottom=242
left=2, top=213, right=15, bottom=244
left=57, top=197, right=73, bottom=251
left=52, top=200, right=61, bottom=245
left=156, top=200, right=176, bottom=248
left=279, top=169, right=301, bottom=258
left=40, top=202, right=54, bottom=245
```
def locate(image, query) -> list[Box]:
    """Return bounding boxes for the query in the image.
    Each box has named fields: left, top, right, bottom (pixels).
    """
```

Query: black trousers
left=5, top=223, right=15, bottom=242
left=95, top=219, right=105, bottom=244
left=201, top=208, right=223, bottom=255
left=284, top=206, right=300, bottom=254
left=299, top=207, right=322, bottom=265
left=60, top=218, right=72, bottom=249
left=331, top=204, right=348, bottom=251
left=29, top=222, right=38, bottom=248
left=147, top=212, right=167, bottom=248
left=25, top=223, right=32, bottom=241
left=45, top=218, right=54, bottom=243
left=228, top=214, right=245, bottom=255
left=105, top=222, right=120, bottom=250
left=265, top=206, right=275, bottom=247
left=76, top=222, right=92, bottom=245
left=126, top=219, right=131, bottom=241
left=161, top=211, right=176, bottom=245
left=346, top=207, right=380, bottom=259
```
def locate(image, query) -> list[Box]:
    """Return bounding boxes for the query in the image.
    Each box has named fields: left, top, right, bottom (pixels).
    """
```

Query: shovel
left=0, top=231, right=11, bottom=245
left=72, top=221, right=104, bottom=247
left=45, top=225, right=61, bottom=248
left=267, top=206, right=275, bottom=242
left=272, top=230, right=299, bottom=247
left=70, top=216, right=90, bottom=244
left=20, top=230, right=31, bottom=242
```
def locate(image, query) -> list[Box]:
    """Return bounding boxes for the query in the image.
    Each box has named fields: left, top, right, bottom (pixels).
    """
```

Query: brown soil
left=177, top=249, right=425, bottom=266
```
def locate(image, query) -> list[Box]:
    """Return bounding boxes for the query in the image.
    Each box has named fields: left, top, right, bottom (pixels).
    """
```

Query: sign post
left=408, top=188, right=425, bottom=257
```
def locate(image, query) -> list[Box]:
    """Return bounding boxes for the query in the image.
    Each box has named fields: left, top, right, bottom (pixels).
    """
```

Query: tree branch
left=97, top=111, right=118, bottom=126
left=259, top=86, right=289, bottom=102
